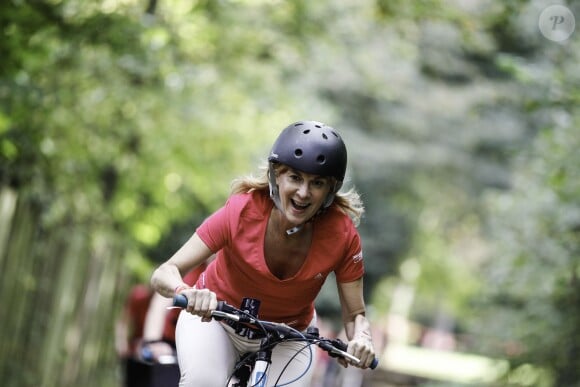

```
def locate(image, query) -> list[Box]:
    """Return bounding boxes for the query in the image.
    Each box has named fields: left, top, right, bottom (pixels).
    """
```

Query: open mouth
left=291, top=199, right=310, bottom=211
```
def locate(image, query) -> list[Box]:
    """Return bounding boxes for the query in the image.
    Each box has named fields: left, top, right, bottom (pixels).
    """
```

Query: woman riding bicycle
left=151, top=121, right=375, bottom=386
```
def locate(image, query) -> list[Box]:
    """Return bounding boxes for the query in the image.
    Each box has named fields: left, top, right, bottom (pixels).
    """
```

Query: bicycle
left=172, top=294, right=378, bottom=386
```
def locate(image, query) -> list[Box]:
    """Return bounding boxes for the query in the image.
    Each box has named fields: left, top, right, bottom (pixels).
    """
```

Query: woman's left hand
left=341, top=332, right=375, bottom=369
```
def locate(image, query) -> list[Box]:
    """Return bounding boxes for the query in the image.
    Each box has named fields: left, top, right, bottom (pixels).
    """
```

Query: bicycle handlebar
left=172, top=294, right=379, bottom=370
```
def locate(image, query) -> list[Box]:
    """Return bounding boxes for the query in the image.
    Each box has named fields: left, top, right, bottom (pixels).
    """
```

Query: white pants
left=175, top=311, right=316, bottom=386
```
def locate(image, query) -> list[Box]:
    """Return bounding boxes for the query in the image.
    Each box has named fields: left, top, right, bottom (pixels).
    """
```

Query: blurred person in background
left=116, top=264, right=207, bottom=387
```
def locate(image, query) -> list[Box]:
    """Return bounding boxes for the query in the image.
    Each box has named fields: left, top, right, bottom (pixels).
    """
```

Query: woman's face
left=275, top=167, right=332, bottom=226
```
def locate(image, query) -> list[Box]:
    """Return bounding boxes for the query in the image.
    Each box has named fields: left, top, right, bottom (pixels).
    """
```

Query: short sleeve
left=196, top=203, right=231, bottom=252
left=334, top=225, right=365, bottom=283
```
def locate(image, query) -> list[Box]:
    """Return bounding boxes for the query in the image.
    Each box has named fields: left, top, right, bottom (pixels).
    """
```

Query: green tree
left=470, top=1, right=580, bottom=382
left=474, top=125, right=580, bottom=386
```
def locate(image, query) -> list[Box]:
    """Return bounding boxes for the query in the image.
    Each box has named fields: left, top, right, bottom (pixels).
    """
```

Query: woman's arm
left=151, top=233, right=217, bottom=320
left=150, top=233, right=212, bottom=297
left=337, top=277, right=375, bottom=368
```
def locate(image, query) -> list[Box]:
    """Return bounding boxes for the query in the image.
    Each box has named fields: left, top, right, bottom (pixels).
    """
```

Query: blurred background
left=1, top=0, right=579, bottom=386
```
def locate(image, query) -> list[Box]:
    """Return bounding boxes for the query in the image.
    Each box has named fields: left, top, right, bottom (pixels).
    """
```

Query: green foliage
left=366, top=1, right=580, bottom=384
left=375, top=0, right=446, bottom=21
left=464, top=3, right=580, bottom=381
left=474, top=122, right=580, bottom=385
left=0, top=0, right=298, bottom=256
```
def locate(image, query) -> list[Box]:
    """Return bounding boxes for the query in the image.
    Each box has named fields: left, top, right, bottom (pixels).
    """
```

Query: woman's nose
left=297, top=182, right=310, bottom=198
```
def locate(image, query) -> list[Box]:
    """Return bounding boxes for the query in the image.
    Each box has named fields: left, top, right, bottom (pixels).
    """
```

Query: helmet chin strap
left=268, top=164, right=341, bottom=235
left=322, top=181, right=342, bottom=208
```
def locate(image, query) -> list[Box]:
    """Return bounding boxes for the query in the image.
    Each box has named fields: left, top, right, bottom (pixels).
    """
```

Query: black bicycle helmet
left=268, top=121, right=347, bottom=182
left=268, top=121, right=347, bottom=216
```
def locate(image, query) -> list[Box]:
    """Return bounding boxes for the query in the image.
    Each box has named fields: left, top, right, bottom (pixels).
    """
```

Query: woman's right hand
left=178, top=288, right=218, bottom=322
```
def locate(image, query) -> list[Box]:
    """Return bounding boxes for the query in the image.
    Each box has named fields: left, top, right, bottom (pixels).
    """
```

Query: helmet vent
left=331, top=131, right=339, bottom=138
left=294, top=149, right=303, bottom=158
left=316, top=154, right=326, bottom=164
left=322, top=133, right=328, bottom=140
left=303, top=129, right=310, bottom=134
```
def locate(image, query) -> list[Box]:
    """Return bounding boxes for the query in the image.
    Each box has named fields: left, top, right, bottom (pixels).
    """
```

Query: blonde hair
left=231, top=163, right=365, bottom=226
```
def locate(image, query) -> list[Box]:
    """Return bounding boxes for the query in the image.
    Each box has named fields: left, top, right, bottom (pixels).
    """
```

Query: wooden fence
left=0, top=186, right=129, bottom=387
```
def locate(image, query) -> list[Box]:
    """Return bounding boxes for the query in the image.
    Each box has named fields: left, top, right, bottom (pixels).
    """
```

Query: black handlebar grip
left=173, top=295, right=232, bottom=313
left=173, top=294, right=188, bottom=308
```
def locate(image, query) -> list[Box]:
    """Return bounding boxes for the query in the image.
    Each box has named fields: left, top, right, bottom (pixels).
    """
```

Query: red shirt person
left=150, top=121, right=376, bottom=386
left=195, top=189, right=364, bottom=331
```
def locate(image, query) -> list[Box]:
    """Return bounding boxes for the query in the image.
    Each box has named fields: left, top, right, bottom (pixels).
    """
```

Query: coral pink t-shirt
left=195, top=190, right=364, bottom=331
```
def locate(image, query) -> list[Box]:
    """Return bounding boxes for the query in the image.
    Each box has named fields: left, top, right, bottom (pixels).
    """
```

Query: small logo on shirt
left=352, top=251, right=363, bottom=263
left=314, top=273, right=324, bottom=280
